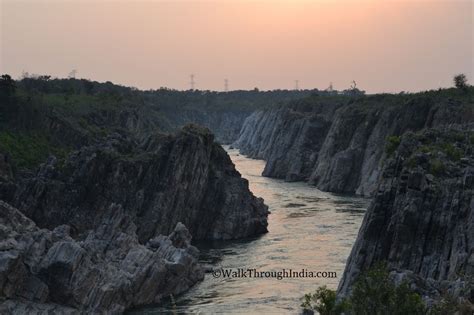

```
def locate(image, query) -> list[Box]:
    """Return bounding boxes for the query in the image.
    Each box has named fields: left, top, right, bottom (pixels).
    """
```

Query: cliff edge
left=337, top=127, right=474, bottom=307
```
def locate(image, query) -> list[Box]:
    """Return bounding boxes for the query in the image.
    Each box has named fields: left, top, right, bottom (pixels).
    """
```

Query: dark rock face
left=235, top=102, right=341, bottom=182
left=0, top=152, right=15, bottom=204
left=337, top=128, right=474, bottom=306
left=12, top=124, right=269, bottom=242
left=0, top=200, right=204, bottom=313
left=234, top=93, right=473, bottom=196
left=161, top=109, right=251, bottom=144
left=0, top=152, right=13, bottom=181
left=0, top=124, right=268, bottom=312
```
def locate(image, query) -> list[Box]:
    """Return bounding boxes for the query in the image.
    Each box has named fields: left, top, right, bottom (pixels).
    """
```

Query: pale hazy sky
left=1, top=0, right=472, bottom=93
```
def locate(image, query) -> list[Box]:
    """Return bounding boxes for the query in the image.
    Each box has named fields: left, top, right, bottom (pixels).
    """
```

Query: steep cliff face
left=234, top=100, right=342, bottom=182
left=159, top=109, right=250, bottom=144
left=0, top=200, right=204, bottom=313
left=234, top=90, right=474, bottom=196
left=337, top=128, right=474, bottom=305
left=10, top=125, right=268, bottom=242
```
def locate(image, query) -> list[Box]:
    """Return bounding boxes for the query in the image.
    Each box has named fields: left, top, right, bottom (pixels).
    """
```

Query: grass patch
left=0, top=131, right=69, bottom=170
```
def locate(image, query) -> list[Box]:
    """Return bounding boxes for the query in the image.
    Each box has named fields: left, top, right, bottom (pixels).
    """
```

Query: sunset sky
left=1, top=0, right=472, bottom=93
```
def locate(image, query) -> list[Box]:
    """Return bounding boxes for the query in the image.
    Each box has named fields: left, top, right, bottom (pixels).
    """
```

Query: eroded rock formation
left=0, top=200, right=204, bottom=313
left=234, top=92, right=473, bottom=196
left=11, top=125, right=269, bottom=242
left=337, top=128, right=474, bottom=307
left=1, top=124, right=269, bottom=313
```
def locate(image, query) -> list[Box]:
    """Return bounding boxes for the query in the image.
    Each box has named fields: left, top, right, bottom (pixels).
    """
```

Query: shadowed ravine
left=134, top=146, right=370, bottom=314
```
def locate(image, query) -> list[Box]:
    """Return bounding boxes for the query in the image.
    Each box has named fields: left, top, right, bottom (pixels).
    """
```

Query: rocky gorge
left=7, top=124, right=268, bottom=242
left=1, top=75, right=473, bottom=313
left=338, top=127, right=474, bottom=310
left=0, top=121, right=269, bottom=312
left=234, top=90, right=474, bottom=196
left=232, top=88, right=473, bottom=311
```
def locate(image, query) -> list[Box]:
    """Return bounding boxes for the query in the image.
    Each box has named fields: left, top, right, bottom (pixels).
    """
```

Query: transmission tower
left=327, top=82, right=333, bottom=92
left=295, top=80, right=299, bottom=90
left=190, top=74, right=195, bottom=90
left=68, top=69, right=77, bottom=79
left=224, top=79, right=229, bottom=92
left=351, top=80, right=357, bottom=90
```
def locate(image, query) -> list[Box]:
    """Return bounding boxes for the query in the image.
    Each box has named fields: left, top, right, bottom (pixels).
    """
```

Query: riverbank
left=133, top=147, right=370, bottom=314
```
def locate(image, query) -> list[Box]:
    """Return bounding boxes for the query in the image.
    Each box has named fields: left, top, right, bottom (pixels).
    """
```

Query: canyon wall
left=8, top=125, right=268, bottom=242
left=338, top=127, right=474, bottom=306
left=0, top=124, right=269, bottom=312
left=234, top=91, right=474, bottom=196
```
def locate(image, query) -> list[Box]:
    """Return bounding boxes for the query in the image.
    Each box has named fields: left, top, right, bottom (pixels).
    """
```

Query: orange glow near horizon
left=1, top=0, right=472, bottom=93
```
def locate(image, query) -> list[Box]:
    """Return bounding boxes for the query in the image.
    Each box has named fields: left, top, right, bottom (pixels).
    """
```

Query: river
left=135, top=147, right=370, bottom=314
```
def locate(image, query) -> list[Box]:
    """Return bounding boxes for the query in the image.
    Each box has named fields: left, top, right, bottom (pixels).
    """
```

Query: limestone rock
left=337, top=128, right=474, bottom=307
left=233, top=93, right=473, bottom=196
left=0, top=200, right=204, bottom=313
left=12, top=125, right=269, bottom=242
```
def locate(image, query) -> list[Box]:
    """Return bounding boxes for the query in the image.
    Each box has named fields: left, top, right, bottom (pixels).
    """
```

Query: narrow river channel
left=137, top=147, right=370, bottom=314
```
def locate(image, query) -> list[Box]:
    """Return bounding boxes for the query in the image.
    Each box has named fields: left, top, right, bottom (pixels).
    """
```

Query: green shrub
left=0, top=131, right=69, bottom=170
left=429, top=295, right=474, bottom=315
left=405, top=156, right=418, bottom=169
left=301, top=286, right=350, bottom=315
left=385, top=136, right=401, bottom=156
left=419, top=145, right=432, bottom=154
left=429, top=159, right=445, bottom=176
left=301, top=264, right=426, bottom=315
left=441, top=143, right=462, bottom=161
left=351, top=264, right=426, bottom=315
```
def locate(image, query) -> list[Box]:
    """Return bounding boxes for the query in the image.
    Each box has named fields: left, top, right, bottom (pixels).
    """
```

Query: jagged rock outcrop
left=10, top=124, right=269, bottom=242
left=234, top=91, right=474, bottom=196
left=0, top=200, right=204, bottom=313
left=160, top=109, right=251, bottom=144
left=337, top=128, right=474, bottom=307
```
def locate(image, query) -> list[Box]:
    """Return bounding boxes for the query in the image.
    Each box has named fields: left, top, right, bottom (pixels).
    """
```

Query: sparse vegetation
left=440, top=143, right=462, bottom=161
left=429, top=295, right=472, bottom=315
left=301, top=264, right=426, bottom=315
left=350, top=264, right=425, bottom=315
left=2, top=74, right=473, bottom=174
left=0, top=131, right=69, bottom=170
left=385, top=135, right=401, bottom=156
left=429, top=159, right=446, bottom=176
left=301, top=286, right=350, bottom=315
left=0, top=75, right=320, bottom=171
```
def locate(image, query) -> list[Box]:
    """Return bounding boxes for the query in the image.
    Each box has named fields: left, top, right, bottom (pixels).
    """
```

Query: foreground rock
left=338, top=128, right=474, bottom=308
left=0, top=200, right=204, bottom=313
left=234, top=90, right=474, bottom=196
left=10, top=124, right=269, bottom=242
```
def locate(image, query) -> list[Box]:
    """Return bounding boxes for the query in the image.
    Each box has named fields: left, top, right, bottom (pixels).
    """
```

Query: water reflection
left=133, top=147, right=370, bottom=314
